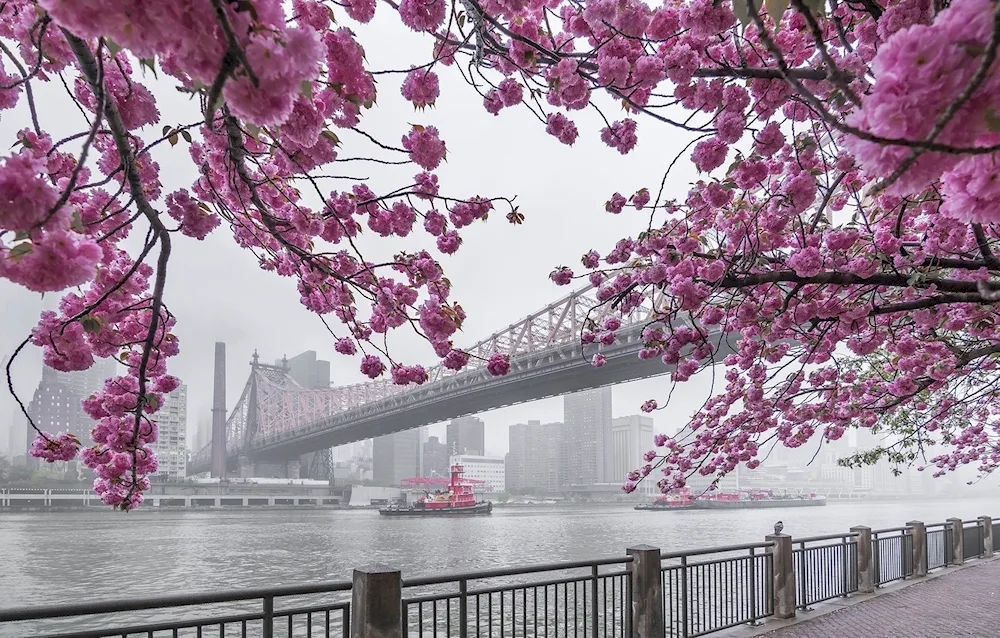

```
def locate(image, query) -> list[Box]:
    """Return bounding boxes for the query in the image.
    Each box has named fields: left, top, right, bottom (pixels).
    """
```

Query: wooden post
left=948, top=518, right=964, bottom=566
left=351, top=565, right=402, bottom=638
left=627, top=545, right=664, bottom=638
left=766, top=534, right=795, bottom=619
left=907, top=521, right=927, bottom=578
left=851, top=526, right=874, bottom=593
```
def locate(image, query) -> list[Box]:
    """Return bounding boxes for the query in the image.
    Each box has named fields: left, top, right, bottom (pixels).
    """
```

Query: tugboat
left=379, top=464, right=493, bottom=516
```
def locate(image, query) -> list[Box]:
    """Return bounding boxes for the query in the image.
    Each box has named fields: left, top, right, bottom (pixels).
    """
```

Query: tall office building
left=422, top=435, right=449, bottom=478
left=611, top=415, right=655, bottom=486
left=561, top=387, right=613, bottom=486
left=447, top=416, right=485, bottom=456
left=280, top=351, right=333, bottom=479
left=45, top=358, right=116, bottom=401
left=281, top=351, right=332, bottom=390
left=24, top=359, right=120, bottom=467
left=24, top=378, right=80, bottom=470
left=152, top=385, right=188, bottom=479
left=506, top=420, right=564, bottom=494
left=373, top=429, right=421, bottom=486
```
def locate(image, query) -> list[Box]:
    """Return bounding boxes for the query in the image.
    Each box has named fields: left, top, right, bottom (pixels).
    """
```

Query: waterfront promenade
left=1, top=512, right=996, bottom=637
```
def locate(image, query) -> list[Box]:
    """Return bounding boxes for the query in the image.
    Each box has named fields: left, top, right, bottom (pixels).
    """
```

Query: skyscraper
left=373, top=429, right=421, bottom=486
left=422, top=435, right=450, bottom=478
left=152, top=385, right=188, bottom=479
left=562, top=387, right=613, bottom=485
left=611, top=415, right=655, bottom=490
left=280, top=351, right=333, bottom=479
left=24, top=378, right=80, bottom=470
left=447, top=416, right=485, bottom=456
left=506, top=420, right=564, bottom=494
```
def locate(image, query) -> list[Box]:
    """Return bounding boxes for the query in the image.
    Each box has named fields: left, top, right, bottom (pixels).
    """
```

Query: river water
left=0, top=498, right=997, bottom=635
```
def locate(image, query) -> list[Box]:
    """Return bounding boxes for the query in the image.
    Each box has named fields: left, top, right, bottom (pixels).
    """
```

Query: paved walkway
left=761, top=560, right=1000, bottom=637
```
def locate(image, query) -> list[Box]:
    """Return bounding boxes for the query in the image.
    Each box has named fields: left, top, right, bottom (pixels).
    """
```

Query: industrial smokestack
left=210, top=342, right=227, bottom=478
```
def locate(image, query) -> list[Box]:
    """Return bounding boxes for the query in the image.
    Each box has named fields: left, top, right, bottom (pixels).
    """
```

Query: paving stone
left=760, top=561, right=1000, bottom=637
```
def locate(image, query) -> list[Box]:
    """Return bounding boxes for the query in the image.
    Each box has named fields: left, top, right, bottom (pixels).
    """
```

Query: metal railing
left=926, top=523, right=951, bottom=571
left=962, top=521, right=985, bottom=561
left=872, top=527, right=913, bottom=586
left=792, top=533, right=858, bottom=609
left=401, top=556, right=633, bottom=638
left=0, top=580, right=352, bottom=638
left=661, top=542, right=773, bottom=638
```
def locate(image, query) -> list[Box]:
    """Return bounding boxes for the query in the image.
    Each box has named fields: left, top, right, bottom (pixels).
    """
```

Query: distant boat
left=635, top=489, right=826, bottom=511
left=379, top=464, right=493, bottom=517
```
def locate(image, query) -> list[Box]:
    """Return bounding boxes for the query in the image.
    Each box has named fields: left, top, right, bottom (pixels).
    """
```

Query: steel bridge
left=188, top=284, right=734, bottom=477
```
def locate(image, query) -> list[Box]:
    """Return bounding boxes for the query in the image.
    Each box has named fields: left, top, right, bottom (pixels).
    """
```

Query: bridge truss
left=190, top=283, right=668, bottom=476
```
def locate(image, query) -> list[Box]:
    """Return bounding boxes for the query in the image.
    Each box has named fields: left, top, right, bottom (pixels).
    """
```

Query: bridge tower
left=210, top=342, right=228, bottom=478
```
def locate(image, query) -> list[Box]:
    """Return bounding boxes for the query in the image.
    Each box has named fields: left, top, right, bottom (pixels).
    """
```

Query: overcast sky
left=1, top=12, right=726, bottom=460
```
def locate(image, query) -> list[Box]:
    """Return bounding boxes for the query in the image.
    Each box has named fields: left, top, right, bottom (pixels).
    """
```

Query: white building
left=611, top=415, right=655, bottom=493
left=451, top=454, right=505, bottom=493
left=152, top=385, right=187, bottom=479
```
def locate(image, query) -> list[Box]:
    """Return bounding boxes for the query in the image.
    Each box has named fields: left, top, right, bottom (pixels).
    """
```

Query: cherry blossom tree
left=2, top=0, right=999, bottom=508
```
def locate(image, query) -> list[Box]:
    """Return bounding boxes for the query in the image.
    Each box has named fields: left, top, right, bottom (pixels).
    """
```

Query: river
left=2, top=497, right=996, bottom=616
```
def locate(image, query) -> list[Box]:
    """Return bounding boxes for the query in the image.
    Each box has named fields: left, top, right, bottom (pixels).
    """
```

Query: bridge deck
left=759, top=558, right=1000, bottom=637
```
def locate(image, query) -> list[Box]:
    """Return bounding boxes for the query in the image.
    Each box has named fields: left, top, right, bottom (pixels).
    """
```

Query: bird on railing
left=775, top=521, right=784, bottom=534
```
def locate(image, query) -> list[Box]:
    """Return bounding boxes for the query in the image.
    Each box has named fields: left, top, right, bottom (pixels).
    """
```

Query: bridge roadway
left=193, top=322, right=736, bottom=472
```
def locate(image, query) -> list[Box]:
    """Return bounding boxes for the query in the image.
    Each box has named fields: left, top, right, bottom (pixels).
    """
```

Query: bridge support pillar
left=851, top=526, right=874, bottom=592
left=980, top=516, right=994, bottom=558
left=766, top=533, right=795, bottom=620
left=351, top=565, right=402, bottom=638
left=907, top=521, right=927, bottom=577
left=948, top=518, right=964, bottom=565
left=286, top=461, right=301, bottom=480
left=238, top=456, right=255, bottom=479
left=627, top=545, right=664, bottom=638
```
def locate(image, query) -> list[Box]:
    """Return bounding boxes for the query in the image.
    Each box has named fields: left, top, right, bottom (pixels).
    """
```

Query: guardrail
left=1, top=514, right=997, bottom=638
left=400, top=556, right=634, bottom=638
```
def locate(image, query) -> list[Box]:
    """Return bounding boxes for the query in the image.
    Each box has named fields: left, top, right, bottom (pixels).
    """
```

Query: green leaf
left=181, top=129, right=193, bottom=143
left=986, top=109, right=1000, bottom=133
left=246, top=123, right=261, bottom=140
left=168, top=132, right=179, bottom=146
left=71, top=210, right=85, bottom=233
left=321, top=130, right=341, bottom=146
left=765, top=0, right=789, bottom=25
left=138, top=58, right=158, bottom=79
left=8, top=243, right=32, bottom=260
left=14, top=231, right=28, bottom=241
left=104, top=38, right=123, bottom=58
left=731, top=0, right=752, bottom=26
left=80, top=315, right=102, bottom=334
left=301, top=80, right=314, bottom=101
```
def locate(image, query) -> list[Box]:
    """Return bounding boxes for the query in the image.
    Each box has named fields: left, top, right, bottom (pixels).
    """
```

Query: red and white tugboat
left=379, top=464, right=493, bottom=516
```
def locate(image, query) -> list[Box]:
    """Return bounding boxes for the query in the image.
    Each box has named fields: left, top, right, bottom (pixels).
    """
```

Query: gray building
left=611, top=415, right=655, bottom=486
left=561, top=388, right=613, bottom=486
left=507, top=420, right=564, bottom=494
left=373, top=429, right=421, bottom=486
left=422, top=435, right=449, bottom=478
left=279, top=351, right=332, bottom=479
left=447, top=416, right=485, bottom=456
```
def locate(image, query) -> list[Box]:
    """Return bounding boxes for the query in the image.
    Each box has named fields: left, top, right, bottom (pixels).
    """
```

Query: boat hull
left=635, top=498, right=826, bottom=511
left=379, top=502, right=493, bottom=516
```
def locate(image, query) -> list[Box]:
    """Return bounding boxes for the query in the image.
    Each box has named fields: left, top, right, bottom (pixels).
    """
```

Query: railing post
left=981, top=516, right=994, bottom=558
left=627, top=545, right=664, bottom=638
left=947, top=518, right=964, bottom=566
left=907, top=521, right=927, bottom=577
left=766, top=533, right=795, bottom=620
left=263, top=596, right=274, bottom=638
left=351, top=564, right=402, bottom=638
left=851, top=526, right=874, bottom=593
